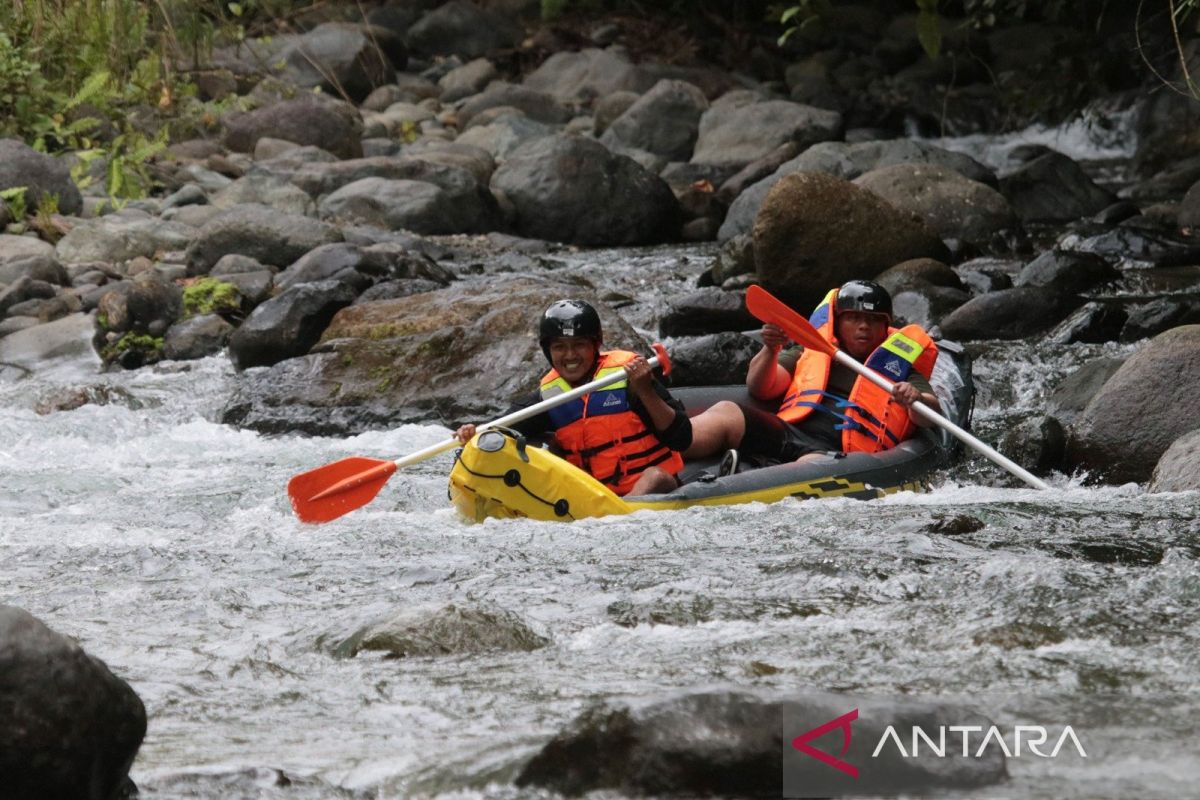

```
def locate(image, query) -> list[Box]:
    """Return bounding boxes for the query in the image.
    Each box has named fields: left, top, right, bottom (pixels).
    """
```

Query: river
left=2, top=112, right=1199, bottom=798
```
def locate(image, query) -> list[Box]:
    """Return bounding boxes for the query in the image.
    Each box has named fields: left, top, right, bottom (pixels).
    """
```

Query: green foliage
left=101, top=332, right=164, bottom=364
left=0, top=187, right=29, bottom=221
left=182, top=278, right=242, bottom=317
left=774, top=0, right=832, bottom=46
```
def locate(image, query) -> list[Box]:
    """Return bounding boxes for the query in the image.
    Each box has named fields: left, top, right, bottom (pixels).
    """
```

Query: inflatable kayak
left=448, top=342, right=974, bottom=523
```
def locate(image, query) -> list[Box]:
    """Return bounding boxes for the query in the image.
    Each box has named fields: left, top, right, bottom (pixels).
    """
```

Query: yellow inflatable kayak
left=449, top=355, right=973, bottom=523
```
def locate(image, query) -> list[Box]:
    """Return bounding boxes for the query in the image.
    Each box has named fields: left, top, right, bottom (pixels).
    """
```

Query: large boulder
left=278, top=22, right=405, bottom=102
left=405, top=0, right=522, bottom=59
left=0, top=139, right=83, bottom=215
left=691, top=93, right=842, bottom=170
left=490, top=135, right=680, bottom=246
left=219, top=277, right=647, bottom=435
left=185, top=204, right=341, bottom=275
left=222, top=97, right=363, bottom=160
left=318, top=178, right=470, bottom=234
left=523, top=48, right=640, bottom=105
left=752, top=171, right=948, bottom=310
left=1046, top=356, right=1126, bottom=427
left=599, top=79, right=708, bottom=162
left=1148, top=428, right=1200, bottom=492
left=998, top=151, right=1116, bottom=223
left=0, top=606, right=145, bottom=800
left=55, top=212, right=197, bottom=265
left=853, top=163, right=1017, bottom=248
left=938, top=287, right=1082, bottom=341
left=1066, top=325, right=1200, bottom=483
left=226, top=279, right=359, bottom=370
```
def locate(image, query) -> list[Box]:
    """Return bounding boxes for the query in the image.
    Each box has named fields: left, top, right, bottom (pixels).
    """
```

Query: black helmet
left=836, top=280, right=892, bottom=319
left=538, top=299, right=602, bottom=361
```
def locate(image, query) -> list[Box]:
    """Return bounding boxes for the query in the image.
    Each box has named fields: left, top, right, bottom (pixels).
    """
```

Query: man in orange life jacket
left=686, top=280, right=942, bottom=466
left=454, top=300, right=692, bottom=496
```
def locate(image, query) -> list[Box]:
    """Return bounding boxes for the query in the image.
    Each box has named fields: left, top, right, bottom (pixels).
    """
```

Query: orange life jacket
left=776, top=288, right=939, bottom=453
left=540, top=350, right=684, bottom=495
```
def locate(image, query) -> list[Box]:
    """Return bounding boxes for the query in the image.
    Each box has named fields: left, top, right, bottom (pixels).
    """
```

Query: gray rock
left=210, top=174, right=316, bottom=216
left=0, top=234, right=68, bottom=285
left=279, top=22, right=405, bottom=102
left=1014, top=250, right=1118, bottom=294
left=752, top=171, right=948, bottom=311
left=319, top=178, right=468, bottom=235
left=400, top=140, right=497, bottom=185
left=438, top=57, right=498, bottom=103
left=223, top=97, right=364, bottom=160
left=0, top=312, right=98, bottom=368
left=457, top=82, right=573, bottom=127
left=1120, top=297, right=1200, bottom=342
left=1048, top=301, right=1128, bottom=345
left=1047, top=356, right=1127, bottom=427
left=213, top=269, right=274, bottom=309
left=875, top=258, right=965, bottom=296
left=1149, top=428, right=1200, bottom=492
left=523, top=48, right=640, bottom=105
left=0, top=138, right=83, bottom=215
left=1066, top=325, right=1200, bottom=483
left=0, top=606, right=145, bottom=800
left=95, top=271, right=183, bottom=337
left=163, top=313, right=234, bottom=360
left=211, top=253, right=270, bottom=276
left=938, top=287, right=1082, bottom=341
left=55, top=213, right=197, bottom=265
left=1180, top=179, right=1200, bottom=228
left=185, top=204, right=341, bottom=275
left=891, top=286, right=971, bottom=329
left=854, top=163, right=1017, bottom=248
left=692, top=95, right=842, bottom=170
left=405, top=0, right=522, bottom=59
left=491, top=135, right=679, bottom=246
left=659, top=288, right=755, bottom=337
left=275, top=243, right=380, bottom=292
left=1000, top=414, right=1066, bottom=475
left=332, top=603, right=548, bottom=658
left=600, top=79, right=708, bottom=162
left=999, top=151, right=1117, bottom=223
left=227, top=279, right=359, bottom=370
left=666, top=332, right=759, bottom=386
left=593, top=90, right=640, bottom=136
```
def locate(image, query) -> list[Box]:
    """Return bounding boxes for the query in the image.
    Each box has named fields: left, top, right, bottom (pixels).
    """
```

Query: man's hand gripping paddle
left=288, top=343, right=673, bottom=522
left=744, top=285, right=1049, bottom=490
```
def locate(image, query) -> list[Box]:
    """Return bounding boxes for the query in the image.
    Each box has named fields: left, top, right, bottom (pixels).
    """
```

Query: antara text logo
left=791, top=708, right=1088, bottom=772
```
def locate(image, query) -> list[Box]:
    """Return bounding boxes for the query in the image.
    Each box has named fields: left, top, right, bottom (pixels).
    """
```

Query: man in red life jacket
left=454, top=299, right=692, bottom=496
left=686, top=280, right=942, bottom=467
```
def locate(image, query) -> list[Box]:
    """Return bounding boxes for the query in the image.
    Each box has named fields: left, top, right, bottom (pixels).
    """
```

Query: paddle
left=745, top=285, right=1050, bottom=490
left=288, top=343, right=673, bottom=522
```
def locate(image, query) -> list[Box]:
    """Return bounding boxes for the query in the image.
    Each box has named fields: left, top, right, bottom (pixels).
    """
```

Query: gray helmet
left=836, top=280, right=892, bottom=319
left=538, top=299, right=602, bottom=362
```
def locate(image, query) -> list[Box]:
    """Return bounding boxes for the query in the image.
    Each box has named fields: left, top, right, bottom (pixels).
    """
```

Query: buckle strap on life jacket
left=568, top=428, right=657, bottom=459
left=593, top=447, right=676, bottom=486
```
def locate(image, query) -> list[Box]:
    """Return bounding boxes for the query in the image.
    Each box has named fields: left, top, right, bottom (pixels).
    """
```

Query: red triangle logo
left=791, top=708, right=859, bottom=777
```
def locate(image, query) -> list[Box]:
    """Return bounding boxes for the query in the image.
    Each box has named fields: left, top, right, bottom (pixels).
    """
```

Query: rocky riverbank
left=1, top=0, right=1199, bottom=494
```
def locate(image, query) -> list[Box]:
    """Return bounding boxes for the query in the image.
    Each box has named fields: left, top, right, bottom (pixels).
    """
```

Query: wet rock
left=1181, top=179, right=1200, bottom=228
left=954, top=258, right=1016, bottom=295
left=691, top=93, right=842, bottom=171
left=1050, top=539, right=1165, bottom=567
left=213, top=270, right=273, bottom=310
left=939, top=287, right=1082, bottom=341
left=318, top=178, right=471, bottom=235
left=34, top=384, right=142, bottom=414
left=0, top=138, right=83, bottom=215
left=666, top=332, right=760, bottom=387
left=1000, top=414, right=1066, bottom=475
left=1066, top=325, right=1200, bottom=483
left=220, top=277, right=646, bottom=434
left=1046, top=356, right=1126, bottom=427
left=659, top=288, right=756, bottom=337
left=698, top=233, right=755, bottom=287
left=274, top=243, right=379, bottom=292
left=95, top=272, right=182, bottom=336
left=0, top=275, right=37, bottom=317
left=516, top=691, right=1005, bottom=797
left=333, top=603, right=548, bottom=658
left=1149, top=428, right=1200, bottom=492
left=924, top=514, right=985, bottom=536
left=406, top=0, right=522, bottom=58
left=999, top=151, right=1116, bottom=223
left=523, top=47, right=640, bottom=105
left=875, top=258, right=965, bottom=296
left=607, top=596, right=714, bottom=627
left=1014, top=249, right=1118, bottom=294
left=355, top=278, right=444, bottom=302
left=0, top=606, right=145, bottom=800
left=210, top=174, right=316, bottom=216
left=226, top=279, right=358, bottom=370
left=973, top=621, right=1066, bottom=649
left=1048, top=301, right=1128, bottom=345
left=891, top=286, right=970, bottom=329
left=600, top=79, right=708, bottom=162
left=222, top=97, right=363, bottom=160
left=1059, top=224, right=1200, bottom=267
left=184, top=204, right=341, bottom=275
left=163, top=313, right=234, bottom=361
left=854, top=163, right=1016, bottom=249
left=6, top=292, right=81, bottom=323
left=1119, top=297, right=1200, bottom=342
left=0, top=312, right=98, bottom=368
left=55, top=212, right=197, bottom=266
left=491, top=135, right=680, bottom=246
left=753, top=171, right=948, bottom=311
left=279, top=22, right=405, bottom=102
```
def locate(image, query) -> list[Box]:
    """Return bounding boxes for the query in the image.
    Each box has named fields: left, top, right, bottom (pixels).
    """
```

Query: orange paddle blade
left=288, top=456, right=398, bottom=523
left=745, top=285, right=835, bottom=356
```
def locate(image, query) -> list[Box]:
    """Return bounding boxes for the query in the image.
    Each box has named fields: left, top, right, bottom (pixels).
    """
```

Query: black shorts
left=737, top=404, right=840, bottom=462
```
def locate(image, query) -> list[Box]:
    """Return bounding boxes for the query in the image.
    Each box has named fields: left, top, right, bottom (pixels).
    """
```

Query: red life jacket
left=776, top=288, right=939, bottom=453
left=540, top=350, right=684, bottom=495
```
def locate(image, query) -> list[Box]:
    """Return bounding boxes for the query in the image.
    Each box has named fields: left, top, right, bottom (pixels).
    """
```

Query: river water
left=3, top=114, right=1200, bottom=798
